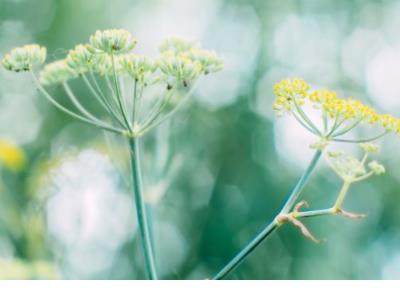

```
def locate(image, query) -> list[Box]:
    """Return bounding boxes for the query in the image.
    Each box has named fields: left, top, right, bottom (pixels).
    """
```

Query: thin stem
left=140, top=90, right=174, bottom=131
left=361, top=153, right=368, bottom=166
left=280, top=150, right=322, bottom=214
left=295, top=208, right=334, bottom=218
left=84, top=73, right=126, bottom=127
left=132, top=80, right=138, bottom=124
left=63, top=82, right=101, bottom=122
left=31, top=72, right=125, bottom=135
left=212, top=220, right=278, bottom=280
left=292, top=111, right=319, bottom=135
left=293, top=99, right=321, bottom=135
left=352, top=171, right=374, bottom=183
left=332, top=131, right=388, bottom=143
left=326, top=113, right=341, bottom=137
left=139, top=82, right=199, bottom=136
left=323, top=111, right=328, bottom=133
left=332, top=118, right=362, bottom=137
left=333, top=181, right=351, bottom=209
left=212, top=149, right=322, bottom=280
left=110, top=54, right=132, bottom=132
left=128, top=136, right=158, bottom=280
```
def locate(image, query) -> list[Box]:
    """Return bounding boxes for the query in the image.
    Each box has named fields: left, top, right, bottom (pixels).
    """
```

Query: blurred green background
left=1, top=0, right=400, bottom=279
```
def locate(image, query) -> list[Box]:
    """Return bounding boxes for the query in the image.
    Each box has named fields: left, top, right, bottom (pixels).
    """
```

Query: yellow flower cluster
left=273, top=78, right=400, bottom=135
left=272, top=78, right=310, bottom=113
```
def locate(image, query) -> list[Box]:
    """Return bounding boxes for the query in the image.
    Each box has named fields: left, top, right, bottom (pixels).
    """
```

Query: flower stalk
left=213, top=149, right=322, bottom=280
left=128, top=136, right=158, bottom=279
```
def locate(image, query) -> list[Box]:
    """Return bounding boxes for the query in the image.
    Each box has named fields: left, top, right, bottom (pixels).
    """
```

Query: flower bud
left=368, top=161, right=385, bottom=175
left=359, top=143, right=380, bottom=154
left=159, top=37, right=194, bottom=55
left=159, top=53, right=202, bottom=86
left=118, top=54, right=157, bottom=83
left=331, top=154, right=366, bottom=181
left=39, top=60, right=77, bottom=86
left=327, top=150, right=343, bottom=158
left=65, top=44, right=94, bottom=74
left=88, top=29, right=137, bottom=54
left=2, top=44, right=46, bottom=72
left=188, top=48, right=223, bottom=74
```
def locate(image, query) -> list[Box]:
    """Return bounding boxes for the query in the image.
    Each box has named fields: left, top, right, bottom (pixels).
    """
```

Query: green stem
left=292, top=112, right=319, bottom=135
left=212, top=150, right=322, bottom=280
left=333, top=181, right=351, bottom=209
left=83, top=73, right=126, bottom=127
left=128, top=136, right=158, bottom=280
left=31, top=72, right=125, bottom=135
left=332, top=131, right=388, bottom=143
left=111, top=54, right=132, bottom=132
left=331, top=118, right=361, bottom=137
left=139, top=82, right=198, bottom=136
left=280, top=150, right=322, bottom=213
left=212, top=220, right=278, bottom=280
left=293, top=99, right=321, bottom=135
left=63, top=82, right=100, bottom=122
left=132, top=80, right=138, bottom=124
left=295, top=208, right=334, bottom=218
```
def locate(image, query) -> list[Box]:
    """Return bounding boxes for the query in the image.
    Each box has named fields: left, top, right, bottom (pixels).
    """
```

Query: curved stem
left=212, top=150, right=322, bottom=280
left=292, top=111, right=319, bottom=135
left=139, top=82, right=199, bottom=136
left=332, top=131, right=388, bottom=143
left=31, top=72, right=125, bottom=135
left=63, top=82, right=101, bottom=122
left=83, top=73, right=126, bottom=128
left=326, top=113, right=341, bottom=137
left=293, top=99, right=321, bottom=135
left=332, top=118, right=362, bottom=137
left=128, top=136, right=158, bottom=279
left=352, top=171, right=374, bottom=183
left=140, top=90, right=175, bottom=131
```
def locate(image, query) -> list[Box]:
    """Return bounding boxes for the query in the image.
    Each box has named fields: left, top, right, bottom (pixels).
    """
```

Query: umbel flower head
left=325, top=143, right=385, bottom=183
left=65, top=44, right=94, bottom=74
left=118, top=54, right=157, bottom=83
left=1, top=29, right=223, bottom=137
left=88, top=29, right=137, bottom=54
left=273, top=78, right=400, bottom=145
left=2, top=44, right=46, bottom=72
left=39, top=60, right=76, bottom=86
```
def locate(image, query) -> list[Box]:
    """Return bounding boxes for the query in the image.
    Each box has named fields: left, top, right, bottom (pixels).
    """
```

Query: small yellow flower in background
left=0, top=139, right=26, bottom=171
